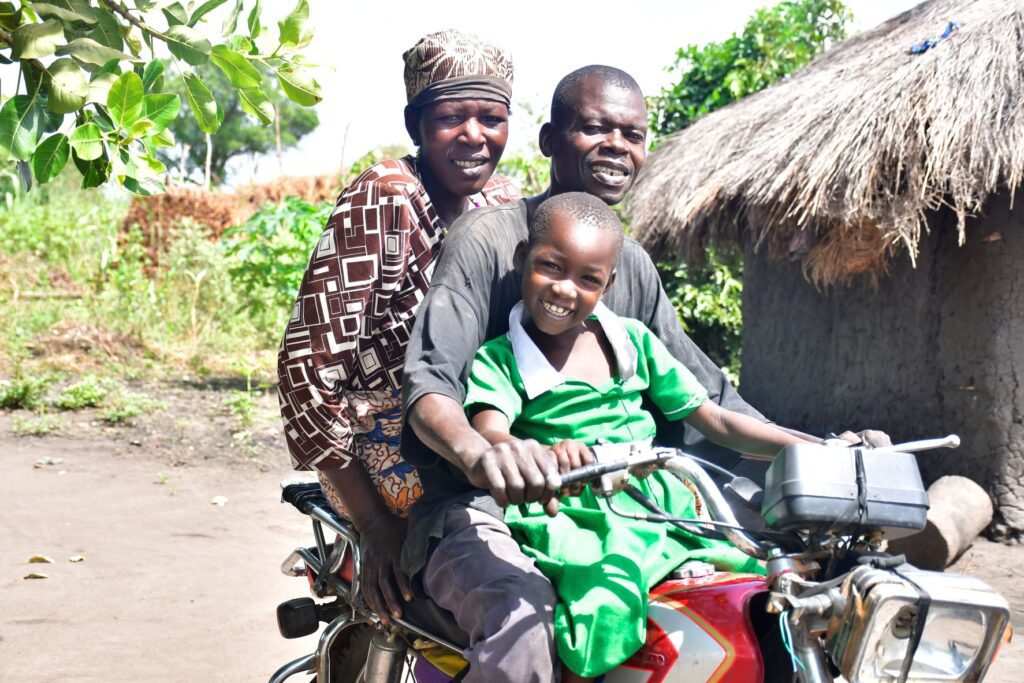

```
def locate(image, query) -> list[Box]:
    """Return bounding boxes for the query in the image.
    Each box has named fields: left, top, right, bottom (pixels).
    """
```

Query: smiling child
left=463, top=192, right=817, bottom=679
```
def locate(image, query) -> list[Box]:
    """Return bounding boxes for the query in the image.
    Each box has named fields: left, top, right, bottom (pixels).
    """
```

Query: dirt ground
left=0, top=384, right=1021, bottom=682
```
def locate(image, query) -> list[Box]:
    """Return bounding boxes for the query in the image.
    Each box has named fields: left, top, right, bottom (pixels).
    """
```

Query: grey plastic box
left=761, top=444, right=929, bottom=537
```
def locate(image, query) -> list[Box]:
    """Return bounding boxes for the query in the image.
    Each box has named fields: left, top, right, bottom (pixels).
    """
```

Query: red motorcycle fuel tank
left=604, top=573, right=767, bottom=683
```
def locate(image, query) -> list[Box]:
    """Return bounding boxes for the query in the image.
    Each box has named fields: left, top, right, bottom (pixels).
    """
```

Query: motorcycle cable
left=610, top=485, right=803, bottom=547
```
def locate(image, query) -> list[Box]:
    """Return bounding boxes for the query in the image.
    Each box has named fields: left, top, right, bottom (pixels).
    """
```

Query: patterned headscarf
left=403, top=30, right=514, bottom=109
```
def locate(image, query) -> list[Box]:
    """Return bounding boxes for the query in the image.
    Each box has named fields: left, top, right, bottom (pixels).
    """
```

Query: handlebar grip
left=890, top=434, right=960, bottom=453
left=546, top=458, right=630, bottom=490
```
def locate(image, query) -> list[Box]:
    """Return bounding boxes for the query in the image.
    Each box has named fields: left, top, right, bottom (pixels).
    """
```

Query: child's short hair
left=529, top=192, right=624, bottom=252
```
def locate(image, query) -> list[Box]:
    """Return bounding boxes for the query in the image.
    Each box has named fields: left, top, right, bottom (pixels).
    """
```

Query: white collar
left=507, top=300, right=638, bottom=399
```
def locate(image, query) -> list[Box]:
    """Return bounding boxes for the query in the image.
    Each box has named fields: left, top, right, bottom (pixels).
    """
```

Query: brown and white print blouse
left=277, top=155, right=520, bottom=517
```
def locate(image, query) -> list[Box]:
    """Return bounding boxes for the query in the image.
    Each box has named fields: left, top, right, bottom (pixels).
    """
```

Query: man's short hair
left=550, top=65, right=642, bottom=131
left=529, top=192, right=624, bottom=253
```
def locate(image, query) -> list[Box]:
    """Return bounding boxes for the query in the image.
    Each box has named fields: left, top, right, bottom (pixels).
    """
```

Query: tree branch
left=98, top=0, right=172, bottom=43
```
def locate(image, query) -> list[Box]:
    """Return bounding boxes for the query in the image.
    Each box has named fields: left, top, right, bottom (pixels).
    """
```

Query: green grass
left=53, top=375, right=109, bottom=410
left=12, top=413, right=63, bottom=436
left=0, top=374, right=56, bottom=410
left=103, top=392, right=163, bottom=424
left=0, top=179, right=284, bottom=389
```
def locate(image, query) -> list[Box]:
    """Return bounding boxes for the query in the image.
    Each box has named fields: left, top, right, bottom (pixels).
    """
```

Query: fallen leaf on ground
left=69, top=555, right=85, bottom=563
left=23, top=572, right=49, bottom=580
left=211, top=495, right=229, bottom=506
left=27, top=555, right=54, bottom=564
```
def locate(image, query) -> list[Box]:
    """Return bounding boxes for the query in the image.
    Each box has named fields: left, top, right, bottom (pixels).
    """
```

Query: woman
left=277, top=30, right=519, bottom=624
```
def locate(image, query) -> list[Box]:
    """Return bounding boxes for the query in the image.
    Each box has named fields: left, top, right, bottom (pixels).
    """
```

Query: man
left=399, top=66, right=878, bottom=681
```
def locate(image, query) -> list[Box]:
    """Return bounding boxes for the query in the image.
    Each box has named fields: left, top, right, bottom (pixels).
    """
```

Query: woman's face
left=412, top=99, right=510, bottom=198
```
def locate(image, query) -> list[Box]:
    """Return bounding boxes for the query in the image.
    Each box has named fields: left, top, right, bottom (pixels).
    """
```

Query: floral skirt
left=317, top=390, right=422, bottom=519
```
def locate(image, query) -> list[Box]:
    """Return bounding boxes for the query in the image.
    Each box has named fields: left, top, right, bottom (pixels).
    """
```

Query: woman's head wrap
left=403, top=30, right=513, bottom=109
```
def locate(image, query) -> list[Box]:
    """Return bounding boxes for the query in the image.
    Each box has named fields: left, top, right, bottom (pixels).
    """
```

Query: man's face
left=541, top=78, right=648, bottom=205
left=516, top=212, right=618, bottom=337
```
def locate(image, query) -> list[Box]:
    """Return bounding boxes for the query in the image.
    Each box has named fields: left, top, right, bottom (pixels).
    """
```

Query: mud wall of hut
left=740, top=192, right=1024, bottom=538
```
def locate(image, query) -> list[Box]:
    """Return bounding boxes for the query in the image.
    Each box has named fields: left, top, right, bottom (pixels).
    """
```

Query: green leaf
left=46, top=57, right=88, bottom=113
left=69, top=122, right=103, bottom=160
left=165, top=24, right=211, bottom=65
left=127, top=118, right=153, bottom=139
left=221, top=0, right=242, bottom=37
left=87, top=71, right=116, bottom=104
left=238, top=87, right=273, bottom=124
left=124, top=27, right=142, bottom=56
left=123, top=175, right=164, bottom=195
left=189, top=0, right=228, bottom=27
left=57, top=37, right=140, bottom=65
left=142, top=93, right=180, bottom=132
left=276, top=63, right=321, bottom=106
left=277, top=0, right=309, bottom=47
left=31, top=132, right=69, bottom=182
left=210, top=44, right=261, bottom=89
left=29, top=2, right=96, bottom=24
left=41, top=104, right=64, bottom=132
left=161, top=2, right=187, bottom=27
left=226, top=34, right=253, bottom=54
left=12, top=19, right=64, bottom=59
left=246, top=0, right=261, bottom=39
left=73, top=149, right=109, bottom=188
left=0, top=3, right=22, bottom=32
left=88, top=8, right=123, bottom=50
left=182, top=72, right=223, bottom=134
left=107, top=71, right=143, bottom=128
left=151, top=127, right=174, bottom=147
left=0, top=94, right=45, bottom=160
left=97, top=58, right=121, bottom=74
left=142, top=61, right=164, bottom=92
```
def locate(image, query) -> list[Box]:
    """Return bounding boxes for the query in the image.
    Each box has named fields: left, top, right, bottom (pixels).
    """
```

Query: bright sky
left=233, top=0, right=923, bottom=182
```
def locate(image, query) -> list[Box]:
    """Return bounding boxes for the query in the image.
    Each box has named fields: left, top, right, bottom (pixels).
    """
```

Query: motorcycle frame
left=269, top=497, right=463, bottom=683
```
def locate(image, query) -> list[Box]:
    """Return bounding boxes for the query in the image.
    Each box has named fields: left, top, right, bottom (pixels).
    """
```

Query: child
left=463, top=192, right=817, bottom=679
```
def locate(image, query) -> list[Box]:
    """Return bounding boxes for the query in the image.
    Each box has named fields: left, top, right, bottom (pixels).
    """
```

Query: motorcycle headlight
left=826, top=568, right=1010, bottom=682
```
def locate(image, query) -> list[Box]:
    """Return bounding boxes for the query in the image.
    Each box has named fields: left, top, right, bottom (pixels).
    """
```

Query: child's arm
left=686, top=402, right=819, bottom=460
left=470, top=407, right=516, bottom=446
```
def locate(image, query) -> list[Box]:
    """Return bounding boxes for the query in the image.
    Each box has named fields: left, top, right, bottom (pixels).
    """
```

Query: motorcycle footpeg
left=276, top=597, right=319, bottom=639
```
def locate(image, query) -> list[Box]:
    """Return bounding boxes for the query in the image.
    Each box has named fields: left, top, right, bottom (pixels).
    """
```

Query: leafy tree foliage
left=0, top=0, right=322, bottom=194
left=162, top=61, right=319, bottom=183
left=651, top=0, right=850, bottom=139
left=649, top=0, right=851, bottom=382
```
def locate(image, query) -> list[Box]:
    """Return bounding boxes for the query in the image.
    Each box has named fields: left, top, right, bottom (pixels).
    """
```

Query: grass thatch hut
left=625, top=0, right=1024, bottom=538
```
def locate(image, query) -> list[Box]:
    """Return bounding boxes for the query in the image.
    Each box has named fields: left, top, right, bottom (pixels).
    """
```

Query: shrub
left=53, top=376, right=109, bottom=410
left=224, top=196, right=333, bottom=339
left=0, top=374, right=55, bottom=411
left=103, top=393, right=162, bottom=425
left=658, top=248, right=744, bottom=385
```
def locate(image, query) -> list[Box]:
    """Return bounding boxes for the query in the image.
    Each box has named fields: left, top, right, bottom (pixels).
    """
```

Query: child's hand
left=549, top=440, right=595, bottom=498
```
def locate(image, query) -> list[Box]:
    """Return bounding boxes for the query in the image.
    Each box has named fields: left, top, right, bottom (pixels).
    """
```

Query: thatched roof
left=626, top=0, right=1024, bottom=286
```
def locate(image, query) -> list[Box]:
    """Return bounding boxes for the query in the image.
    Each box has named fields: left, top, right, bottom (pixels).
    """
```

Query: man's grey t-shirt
left=398, top=200, right=762, bottom=574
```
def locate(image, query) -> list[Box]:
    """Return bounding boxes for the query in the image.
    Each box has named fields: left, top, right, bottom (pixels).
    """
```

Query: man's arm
left=407, top=395, right=559, bottom=514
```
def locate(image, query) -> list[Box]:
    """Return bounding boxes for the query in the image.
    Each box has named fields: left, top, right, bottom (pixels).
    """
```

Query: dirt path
left=0, top=420, right=315, bottom=681
left=1, top=397, right=1020, bottom=682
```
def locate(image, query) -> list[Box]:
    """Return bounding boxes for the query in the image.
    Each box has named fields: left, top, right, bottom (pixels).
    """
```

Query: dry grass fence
left=122, top=174, right=344, bottom=265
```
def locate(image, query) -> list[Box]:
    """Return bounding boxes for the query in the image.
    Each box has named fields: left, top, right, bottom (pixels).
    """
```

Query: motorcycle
left=268, top=435, right=1012, bottom=682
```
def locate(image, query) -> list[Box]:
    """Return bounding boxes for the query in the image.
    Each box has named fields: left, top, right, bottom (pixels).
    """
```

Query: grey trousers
left=422, top=506, right=560, bottom=683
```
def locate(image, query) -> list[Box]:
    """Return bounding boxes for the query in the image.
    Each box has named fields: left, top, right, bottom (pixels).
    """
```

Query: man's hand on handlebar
left=466, top=439, right=561, bottom=517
